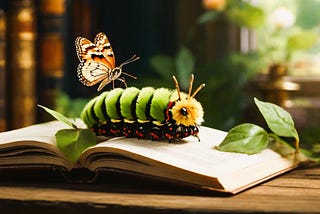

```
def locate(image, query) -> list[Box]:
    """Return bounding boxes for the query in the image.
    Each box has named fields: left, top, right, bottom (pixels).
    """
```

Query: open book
left=0, top=121, right=307, bottom=194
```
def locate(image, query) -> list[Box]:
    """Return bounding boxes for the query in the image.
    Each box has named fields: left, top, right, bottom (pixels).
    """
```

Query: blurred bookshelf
left=0, top=8, right=5, bottom=131
left=6, top=0, right=37, bottom=130
left=0, top=0, right=184, bottom=130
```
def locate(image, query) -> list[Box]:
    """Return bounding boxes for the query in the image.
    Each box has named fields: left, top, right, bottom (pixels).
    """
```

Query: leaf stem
left=294, top=136, right=300, bottom=154
left=269, top=133, right=300, bottom=153
left=269, top=133, right=284, bottom=144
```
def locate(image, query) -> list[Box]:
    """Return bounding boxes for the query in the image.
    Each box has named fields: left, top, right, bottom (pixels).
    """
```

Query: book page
left=84, top=126, right=286, bottom=178
left=0, top=120, right=86, bottom=146
left=0, top=121, right=74, bottom=169
left=0, top=121, right=62, bottom=146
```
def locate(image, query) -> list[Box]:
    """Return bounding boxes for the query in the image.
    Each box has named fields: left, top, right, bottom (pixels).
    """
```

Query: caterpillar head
left=170, top=75, right=205, bottom=127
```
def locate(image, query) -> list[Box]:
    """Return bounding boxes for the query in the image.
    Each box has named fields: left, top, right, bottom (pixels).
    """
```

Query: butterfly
left=75, top=32, right=139, bottom=91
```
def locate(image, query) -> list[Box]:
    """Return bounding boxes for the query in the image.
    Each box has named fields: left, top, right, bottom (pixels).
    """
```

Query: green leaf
left=149, top=54, right=175, bottom=79
left=56, top=129, right=96, bottom=163
left=217, top=123, right=269, bottom=154
left=254, top=98, right=299, bottom=140
left=197, top=11, right=219, bottom=24
left=175, top=47, right=195, bottom=90
left=287, top=31, right=317, bottom=51
left=38, top=105, right=76, bottom=129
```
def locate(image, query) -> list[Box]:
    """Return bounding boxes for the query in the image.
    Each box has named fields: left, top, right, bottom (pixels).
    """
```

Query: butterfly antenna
left=120, top=55, right=140, bottom=67
left=122, top=72, right=137, bottom=79
left=119, top=55, right=140, bottom=80
left=172, top=76, right=181, bottom=100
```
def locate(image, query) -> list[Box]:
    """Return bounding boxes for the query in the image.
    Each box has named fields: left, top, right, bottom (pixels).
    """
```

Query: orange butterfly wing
left=94, top=32, right=116, bottom=68
left=75, top=32, right=116, bottom=89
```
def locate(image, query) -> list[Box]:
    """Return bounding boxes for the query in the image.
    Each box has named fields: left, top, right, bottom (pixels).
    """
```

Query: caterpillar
left=80, top=75, right=205, bottom=141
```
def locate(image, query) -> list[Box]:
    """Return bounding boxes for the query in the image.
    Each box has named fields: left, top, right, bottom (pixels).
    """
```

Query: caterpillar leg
left=123, top=122, right=137, bottom=137
left=190, top=126, right=200, bottom=142
left=135, top=122, right=152, bottom=139
left=93, top=121, right=123, bottom=137
left=149, top=126, right=164, bottom=141
left=168, top=125, right=200, bottom=142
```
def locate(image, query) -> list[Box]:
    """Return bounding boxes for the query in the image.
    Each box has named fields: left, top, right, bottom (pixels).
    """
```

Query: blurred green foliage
left=257, top=0, right=319, bottom=67
left=55, top=92, right=89, bottom=118
left=124, top=50, right=264, bottom=131
left=225, top=0, right=265, bottom=28
left=149, top=0, right=265, bottom=130
left=148, top=0, right=319, bottom=131
left=300, top=126, right=320, bottom=161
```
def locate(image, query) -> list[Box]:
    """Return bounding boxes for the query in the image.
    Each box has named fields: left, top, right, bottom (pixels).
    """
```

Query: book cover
left=0, top=9, right=6, bottom=132
left=7, top=0, right=37, bottom=129
left=37, top=0, right=66, bottom=122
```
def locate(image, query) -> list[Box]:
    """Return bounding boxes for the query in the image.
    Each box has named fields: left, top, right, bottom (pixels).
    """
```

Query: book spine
left=7, top=0, right=37, bottom=129
left=37, top=0, right=66, bottom=122
left=0, top=9, right=6, bottom=131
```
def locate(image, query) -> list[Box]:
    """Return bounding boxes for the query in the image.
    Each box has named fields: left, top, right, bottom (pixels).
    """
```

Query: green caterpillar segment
left=94, top=91, right=109, bottom=120
left=120, top=87, right=140, bottom=120
left=136, top=87, right=155, bottom=121
left=105, top=88, right=124, bottom=119
left=81, top=96, right=99, bottom=127
left=81, top=75, right=205, bottom=141
left=82, top=87, right=172, bottom=126
left=150, top=88, right=172, bottom=123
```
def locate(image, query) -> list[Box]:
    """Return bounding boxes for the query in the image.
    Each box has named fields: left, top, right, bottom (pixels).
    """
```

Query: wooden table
left=0, top=163, right=319, bottom=213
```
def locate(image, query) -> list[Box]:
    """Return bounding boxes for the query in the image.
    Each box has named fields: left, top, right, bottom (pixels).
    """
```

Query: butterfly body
left=75, top=32, right=139, bottom=91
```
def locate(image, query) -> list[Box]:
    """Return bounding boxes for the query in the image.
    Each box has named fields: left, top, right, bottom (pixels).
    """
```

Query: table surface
left=0, top=163, right=319, bottom=214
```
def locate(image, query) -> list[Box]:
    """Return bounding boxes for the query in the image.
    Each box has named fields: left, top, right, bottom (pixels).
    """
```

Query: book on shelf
left=0, top=9, right=6, bottom=132
left=7, top=0, right=37, bottom=129
left=0, top=120, right=307, bottom=194
left=37, top=0, right=66, bottom=122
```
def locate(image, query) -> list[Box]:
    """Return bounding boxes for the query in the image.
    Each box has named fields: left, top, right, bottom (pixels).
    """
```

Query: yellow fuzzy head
left=170, top=75, right=205, bottom=126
